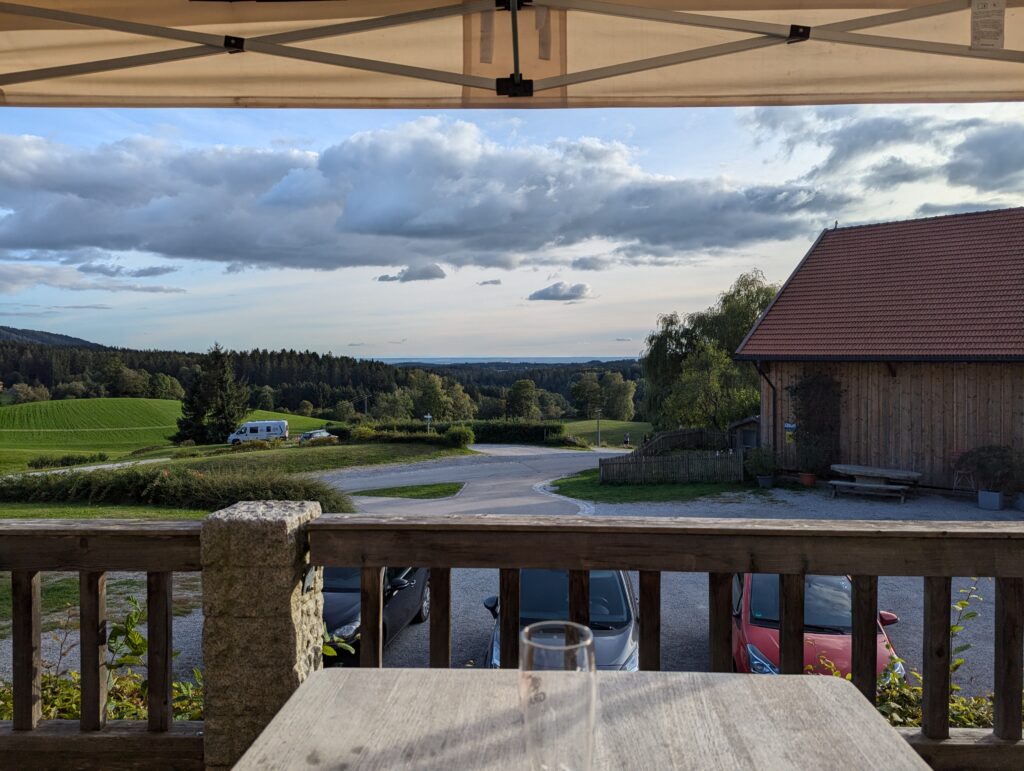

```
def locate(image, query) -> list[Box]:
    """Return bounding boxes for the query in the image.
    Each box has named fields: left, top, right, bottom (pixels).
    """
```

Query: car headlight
left=619, top=646, right=639, bottom=671
left=746, top=644, right=779, bottom=675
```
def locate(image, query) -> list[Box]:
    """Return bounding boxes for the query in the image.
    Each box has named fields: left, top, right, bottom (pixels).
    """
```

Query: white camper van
left=227, top=420, right=288, bottom=444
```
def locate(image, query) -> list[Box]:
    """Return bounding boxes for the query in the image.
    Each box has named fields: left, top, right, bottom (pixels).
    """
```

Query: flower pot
left=798, top=472, right=817, bottom=488
left=756, top=475, right=774, bottom=489
left=1014, top=493, right=1024, bottom=512
left=977, top=489, right=1005, bottom=511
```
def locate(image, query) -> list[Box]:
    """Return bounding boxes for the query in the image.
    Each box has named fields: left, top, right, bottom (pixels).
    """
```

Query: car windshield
left=323, top=567, right=360, bottom=592
left=748, top=574, right=853, bottom=634
left=520, top=569, right=631, bottom=629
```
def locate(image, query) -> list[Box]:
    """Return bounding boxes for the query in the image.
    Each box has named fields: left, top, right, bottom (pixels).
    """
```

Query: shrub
left=0, top=465, right=351, bottom=513
left=444, top=425, right=474, bottom=448
left=351, top=425, right=378, bottom=442
left=743, top=447, right=777, bottom=478
left=177, top=439, right=196, bottom=448
left=956, top=445, right=1015, bottom=493
left=27, top=452, right=109, bottom=470
left=128, top=445, right=165, bottom=457
left=548, top=434, right=590, bottom=449
left=786, top=372, right=841, bottom=474
left=326, top=425, right=353, bottom=442
left=305, top=436, right=339, bottom=447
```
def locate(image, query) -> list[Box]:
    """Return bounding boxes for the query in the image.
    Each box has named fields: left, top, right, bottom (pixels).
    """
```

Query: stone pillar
left=201, top=501, right=324, bottom=769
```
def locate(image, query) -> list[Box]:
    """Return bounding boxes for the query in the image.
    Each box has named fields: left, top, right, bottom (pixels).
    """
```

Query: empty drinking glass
left=519, top=621, right=597, bottom=771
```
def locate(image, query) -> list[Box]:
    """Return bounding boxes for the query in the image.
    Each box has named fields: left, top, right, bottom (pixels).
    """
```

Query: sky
left=1, top=102, right=1022, bottom=357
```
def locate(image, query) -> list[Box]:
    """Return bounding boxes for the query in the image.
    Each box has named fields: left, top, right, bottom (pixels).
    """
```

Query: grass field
left=0, top=502, right=207, bottom=520
left=180, top=443, right=472, bottom=475
left=355, top=482, right=464, bottom=499
left=551, top=468, right=760, bottom=503
left=0, top=398, right=330, bottom=474
left=563, top=419, right=653, bottom=447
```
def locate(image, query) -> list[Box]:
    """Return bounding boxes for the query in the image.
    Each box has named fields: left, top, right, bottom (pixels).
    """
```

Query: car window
left=519, top=569, right=630, bottom=628
left=322, top=567, right=360, bottom=592
left=249, top=426, right=259, bottom=434
left=748, top=574, right=853, bottom=633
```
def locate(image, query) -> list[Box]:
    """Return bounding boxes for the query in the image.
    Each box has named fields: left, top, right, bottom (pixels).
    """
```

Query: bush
left=547, top=434, right=590, bottom=449
left=177, top=439, right=196, bottom=448
left=0, top=465, right=351, bottom=513
left=444, top=425, right=474, bottom=448
left=351, top=425, right=378, bottom=442
left=956, top=445, right=1015, bottom=493
left=326, top=425, right=353, bottom=442
left=743, top=447, right=777, bottom=478
left=305, top=435, right=340, bottom=447
left=27, top=452, right=109, bottom=470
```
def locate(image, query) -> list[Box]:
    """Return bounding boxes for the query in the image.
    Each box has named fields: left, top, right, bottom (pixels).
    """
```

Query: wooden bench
left=829, top=479, right=910, bottom=503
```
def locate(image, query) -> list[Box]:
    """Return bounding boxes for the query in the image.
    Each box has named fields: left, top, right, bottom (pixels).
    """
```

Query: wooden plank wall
left=760, top=361, right=1024, bottom=488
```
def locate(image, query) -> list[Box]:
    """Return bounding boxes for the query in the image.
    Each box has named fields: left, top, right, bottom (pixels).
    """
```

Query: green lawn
left=0, top=502, right=208, bottom=520
left=0, top=398, right=331, bottom=474
left=355, top=482, right=464, bottom=499
left=551, top=468, right=760, bottom=503
left=563, top=419, right=652, bottom=447
left=177, top=443, right=472, bottom=475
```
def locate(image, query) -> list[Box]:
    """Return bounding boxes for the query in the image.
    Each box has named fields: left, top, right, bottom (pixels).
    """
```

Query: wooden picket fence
left=599, top=450, right=744, bottom=485
left=634, top=428, right=730, bottom=457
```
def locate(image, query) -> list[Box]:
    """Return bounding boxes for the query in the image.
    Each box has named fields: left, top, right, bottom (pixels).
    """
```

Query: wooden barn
left=735, top=207, right=1024, bottom=489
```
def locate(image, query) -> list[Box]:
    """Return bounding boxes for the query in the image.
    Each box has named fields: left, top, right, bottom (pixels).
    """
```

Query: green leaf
left=321, top=645, right=337, bottom=657
left=952, top=644, right=972, bottom=655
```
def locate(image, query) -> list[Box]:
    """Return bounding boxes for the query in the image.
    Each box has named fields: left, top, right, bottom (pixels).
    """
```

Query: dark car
left=483, top=569, right=639, bottom=670
left=322, top=566, right=430, bottom=664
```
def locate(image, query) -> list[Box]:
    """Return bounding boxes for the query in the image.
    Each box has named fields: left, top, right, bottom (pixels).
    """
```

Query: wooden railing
left=0, top=520, right=204, bottom=770
left=308, top=514, right=1024, bottom=770
left=633, top=427, right=729, bottom=457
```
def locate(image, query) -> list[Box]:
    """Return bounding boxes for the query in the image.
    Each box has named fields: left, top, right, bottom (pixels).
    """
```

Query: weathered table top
left=831, top=464, right=922, bottom=482
left=236, top=669, right=927, bottom=770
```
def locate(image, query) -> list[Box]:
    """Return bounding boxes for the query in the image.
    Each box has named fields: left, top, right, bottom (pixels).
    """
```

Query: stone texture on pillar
left=201, top=500, right=323, bottom=769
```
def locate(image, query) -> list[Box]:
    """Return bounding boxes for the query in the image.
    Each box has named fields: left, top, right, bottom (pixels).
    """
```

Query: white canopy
left=1, top=0, right=1022, bottom=108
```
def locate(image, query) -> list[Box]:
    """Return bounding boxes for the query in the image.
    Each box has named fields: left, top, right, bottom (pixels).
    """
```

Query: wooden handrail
left=308, top=512, right=1024, bottom=766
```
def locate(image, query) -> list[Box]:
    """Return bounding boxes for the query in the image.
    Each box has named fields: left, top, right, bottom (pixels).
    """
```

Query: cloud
left=571, top=256, right=613, bottom=271
left=944, top=124, right=1024, bottom=192
left=614, top=337, right=632, bottom=342
left=347, top=342, right=366, bottom=347
left=477, top=279, right=502, bottom=286
left=388, top=338, right=407, bottom=344
left=377, top=263, right=446, bottom=283
left=76, top=262, right=179, bottom=278
left=0, top=263, right=183, bottom=294
left=528, top=282, right=593, bottom=302
left=0, top=120, right=847, bottom=277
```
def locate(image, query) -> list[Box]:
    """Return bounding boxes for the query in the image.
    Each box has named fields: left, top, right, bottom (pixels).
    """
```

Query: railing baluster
left=708, top=572, right=732, bottom=673
left=852, top=575, right=878, bottom=702
left=360, top=567, right=385, bottom=668
left=429, top=567, right=451, bottom=668
left=499, top=568, right=520, bottom=668
left=569, top=570, right=590, bottom=628
left=639, top=570, right=661, bottom=671
left=147, top=572, right=173, bottom=731
left=12, top=570, right=42, bottom=730
left=994, top=576, right=1024, bottom=741
left=779, top=573, right=804, bottom=675
left=79, top=570, right=108, bottom=731
left=922, top=576, right=951, bottom=739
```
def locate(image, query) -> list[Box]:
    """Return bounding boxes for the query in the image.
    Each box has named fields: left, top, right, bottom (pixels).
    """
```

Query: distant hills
left=0, top=326, right=101, bottom=348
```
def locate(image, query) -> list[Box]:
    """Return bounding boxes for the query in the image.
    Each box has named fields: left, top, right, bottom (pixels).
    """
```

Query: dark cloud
left=477, top=279, right=502, bottom=286
left=862, top=157, right=936, bottom=190
left=528, top=282, right=592, bottom=302
left=78, top=261, right=179, bottom=279
left=914, top=201, right=1012, bottom=218
left=571, top=256, right=613, bottom=271
left=945, top=125, right=1024, bottom=192
left=377, top=263, right=446, bottom=283
left=614, top=337, right=632, bottom=342
left=0, top=119, right=846, bottom=276
left=0, top=263, right=183, bottom=294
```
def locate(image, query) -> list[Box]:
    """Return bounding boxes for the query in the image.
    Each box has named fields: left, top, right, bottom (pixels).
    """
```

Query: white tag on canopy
left=972, top=0, right=1006, bottom=49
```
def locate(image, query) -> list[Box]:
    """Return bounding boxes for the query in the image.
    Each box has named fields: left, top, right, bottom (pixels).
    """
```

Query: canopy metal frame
left=0, top=0, right=1020, bottom=97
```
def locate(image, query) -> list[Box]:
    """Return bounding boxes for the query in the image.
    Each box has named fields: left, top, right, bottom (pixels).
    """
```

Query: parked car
left=322, top=566, right=430, bottom=665
left=227, top=419, right=288, bottom=444
left=731, top=573, right=903, bottom=678
left=300, top=428, right=332, bottom=444
left=483, top=569, right=639, bottom=670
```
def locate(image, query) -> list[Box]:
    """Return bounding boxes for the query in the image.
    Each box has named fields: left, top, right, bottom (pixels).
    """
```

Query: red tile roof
left=735, top=207, right=1024, bottom=361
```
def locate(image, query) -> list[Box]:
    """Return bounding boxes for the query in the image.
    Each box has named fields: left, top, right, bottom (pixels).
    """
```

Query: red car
left=731, top=573, right=903, bottom=678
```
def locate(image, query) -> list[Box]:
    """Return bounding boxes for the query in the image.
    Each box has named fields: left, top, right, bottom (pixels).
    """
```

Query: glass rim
left=520, top=620, right=594, bottom=651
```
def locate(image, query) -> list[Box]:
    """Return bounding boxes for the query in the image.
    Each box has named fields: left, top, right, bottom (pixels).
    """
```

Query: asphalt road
left=320, top=445, right=1005, bottom=695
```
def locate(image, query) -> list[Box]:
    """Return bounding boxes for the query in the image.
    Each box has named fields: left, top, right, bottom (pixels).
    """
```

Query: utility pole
left=595, top=407, right=602, bottom=447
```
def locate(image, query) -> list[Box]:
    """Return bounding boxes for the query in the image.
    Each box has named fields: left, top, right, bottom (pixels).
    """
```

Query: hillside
left=0, top=398, right=328, bottom=452
left=0, top=326, right=99, bottom=348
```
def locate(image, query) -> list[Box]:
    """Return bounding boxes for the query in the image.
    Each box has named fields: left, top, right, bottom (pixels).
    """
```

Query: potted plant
left=957, top=446, right=1014, bottom=511
left=744, top=447, right=777, bottom=489
left=796, top=438, right=826, bottom=487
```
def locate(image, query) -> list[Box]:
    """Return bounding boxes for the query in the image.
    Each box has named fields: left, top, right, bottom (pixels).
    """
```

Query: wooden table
left=831, top=464, right=922, bottom=485
left=236, top=669, right=927, bottom=770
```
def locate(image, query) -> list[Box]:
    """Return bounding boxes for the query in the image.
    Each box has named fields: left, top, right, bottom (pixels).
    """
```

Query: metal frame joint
left=787, top=24, right=811, bottom=43
left=496, top=75, right=534, bottom=96
left=223, top=35, right=245, bottom=53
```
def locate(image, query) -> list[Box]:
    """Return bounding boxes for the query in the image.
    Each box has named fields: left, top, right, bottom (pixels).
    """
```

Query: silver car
left=483, top=569, right=640, bottom=670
